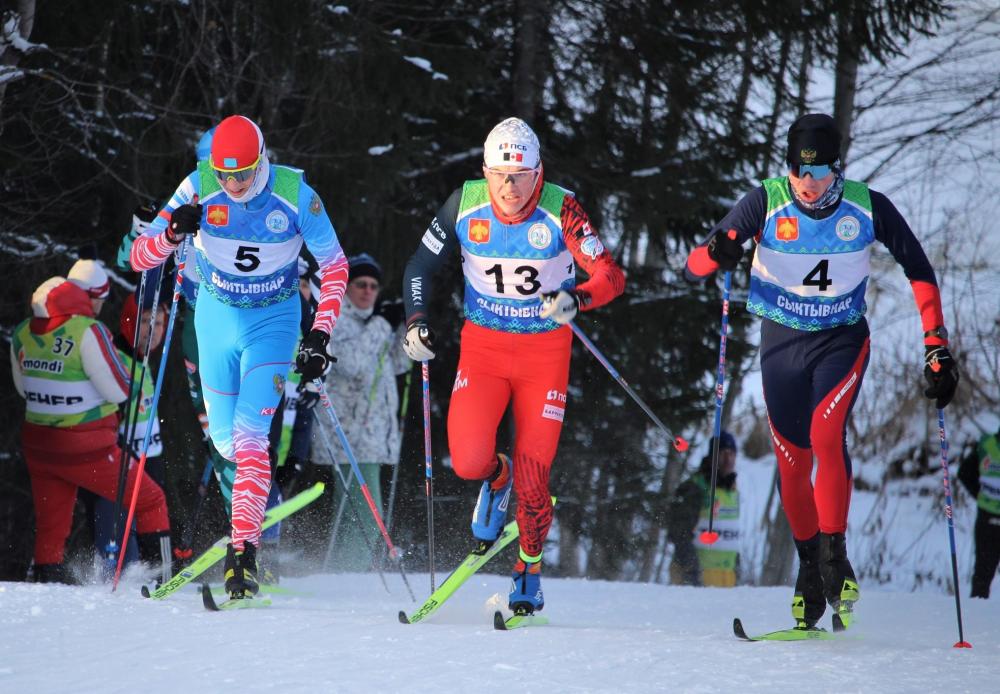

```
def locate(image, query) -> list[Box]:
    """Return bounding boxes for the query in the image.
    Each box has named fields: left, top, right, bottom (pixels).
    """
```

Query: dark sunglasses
left=790, top=162, right=835, bottom=179
left=212, top=154, right=261, bottom=183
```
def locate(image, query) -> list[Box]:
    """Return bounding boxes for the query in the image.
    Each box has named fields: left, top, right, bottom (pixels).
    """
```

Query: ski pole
left=108, top=268, right=164, bottom=573
left=320, top=440, right=352, bottom=571
left=322, top=470, right=352, bottom=571
left=314, top=419, right=389, bottom=594
left=936, top=409, right=973, bottom=648
left=379, top=368, right=411, bottom=574
left=112, top=236, right=188, bottom=590
left=172, top=457, right=215, bottom=565
left=700, top=270, right=731, bottom=545
left=568, top=321, right=689, bottom=452
left=314, top=378, right=416, bottom=601
left=421, top=360, right=436, bottom=592
left=106, top=268, right=147, bottom=573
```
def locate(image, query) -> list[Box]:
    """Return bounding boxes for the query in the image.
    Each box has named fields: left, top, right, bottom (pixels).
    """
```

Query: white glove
left=539, top=290, right=579, bottom=324
left=402, top=322, right=435, bottom=361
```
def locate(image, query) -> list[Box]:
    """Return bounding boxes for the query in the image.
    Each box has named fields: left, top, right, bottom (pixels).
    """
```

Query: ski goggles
left=484, top=166, right=540, bottom=184
left=211, top=154, right=261, bottom=183
left=789, top=161, right=835, bottom=179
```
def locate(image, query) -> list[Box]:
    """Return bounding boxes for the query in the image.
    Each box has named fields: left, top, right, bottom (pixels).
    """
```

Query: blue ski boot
left=470, top=454, right=513, bottom=544
left=509, top=558, right=544, bottom=615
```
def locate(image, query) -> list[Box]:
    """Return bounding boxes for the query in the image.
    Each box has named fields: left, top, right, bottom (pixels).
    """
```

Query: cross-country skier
left=118, top=128, right=288, bottom=574
left=401, top=117, right=625, bottom=615
left=10, top=270, right=171, bottom=584
left=684, top=113, right=960, bottom=630
left=131, top=115, right=348, bottom=599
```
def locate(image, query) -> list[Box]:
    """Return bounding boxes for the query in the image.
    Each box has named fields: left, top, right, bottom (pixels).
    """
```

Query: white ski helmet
left=483, top=117, right=540, bottom=169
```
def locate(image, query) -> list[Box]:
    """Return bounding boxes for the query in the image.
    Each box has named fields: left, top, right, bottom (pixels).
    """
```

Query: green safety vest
left=119, top=352, right=162, bottom=457
left=977, top=435, right=1000, bottom=515
left=693, top=475, right=740, bottom=572
left=13, top=316, right=118, bottom=427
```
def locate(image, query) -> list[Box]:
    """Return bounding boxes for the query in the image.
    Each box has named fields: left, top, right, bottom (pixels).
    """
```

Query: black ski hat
left=348, top=253, right=382, bottom=283
left=786, top=114, right=841, bottom=165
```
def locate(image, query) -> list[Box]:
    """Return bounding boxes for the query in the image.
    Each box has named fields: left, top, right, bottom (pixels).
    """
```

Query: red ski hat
left=119, top=293, right=141, bottom=347
left=210, top=115, right=264, bottom=173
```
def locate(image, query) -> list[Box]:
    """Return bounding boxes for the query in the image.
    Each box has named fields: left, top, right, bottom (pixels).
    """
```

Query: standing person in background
left=86, top=284, right=169, bottom=578
left=959, top=428, right=1000, bottom=598
left=667, top=431, right=740, bottom=587
left=317, top=253, right=409, bottom=571
left=10, top=273, right=171, bottom=583
left=684, top=113, right=960, bottom=631
left=130, top=115, right=348, bottom=599
left=401, top=117, right=625, bottom=615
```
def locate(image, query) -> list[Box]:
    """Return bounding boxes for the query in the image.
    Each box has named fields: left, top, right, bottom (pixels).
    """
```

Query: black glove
left=377, top=298, right=406, bottom=330
left=706, top=229, right=743, bottom=271
left=165, top=203, right=203, bottom=245
left=924, top=345, right=959, bottom=409
left=295, top=329, right=335, bottom=382
left=295, top=380, right=321, bottom=411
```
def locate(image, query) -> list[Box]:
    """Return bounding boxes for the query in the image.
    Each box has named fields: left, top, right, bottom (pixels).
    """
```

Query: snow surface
left=2, top=568, right=997, bottom=693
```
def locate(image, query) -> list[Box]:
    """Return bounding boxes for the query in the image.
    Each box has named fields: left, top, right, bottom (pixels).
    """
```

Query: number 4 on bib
left=803, top=259, right=832, bottom=291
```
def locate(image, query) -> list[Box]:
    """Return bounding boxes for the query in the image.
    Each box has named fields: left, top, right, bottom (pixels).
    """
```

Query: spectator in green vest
left=10, top=275, right=171, bottom=583
left=667, top=431, right=740, bottom=587
left=958, top=428, right=1000, bottom=598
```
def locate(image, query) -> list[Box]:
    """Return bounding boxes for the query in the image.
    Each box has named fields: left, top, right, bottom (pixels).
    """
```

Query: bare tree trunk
left=793, top=41, right=811, bottom=117
left=728, top=18, right=755, bottom=138
left=513, top=0, right=543, bottom=122
left=833, top=4, right=861, bottom=163
left=556, top=503, right=583, bottom=577
left=759, top=467, right=795, bottom=585
left=759, top=30, right=791, bottom=180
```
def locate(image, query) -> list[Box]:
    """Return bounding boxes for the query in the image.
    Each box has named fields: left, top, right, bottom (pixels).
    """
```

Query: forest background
left=1, top=0, right=998, bottom=588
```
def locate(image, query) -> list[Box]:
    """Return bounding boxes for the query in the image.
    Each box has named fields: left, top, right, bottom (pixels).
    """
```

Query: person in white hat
left=400, top=117, right=626, bottom=616
left=67, top=259, right=110, bottom=316
left=10, top=276, right=171, bottom=583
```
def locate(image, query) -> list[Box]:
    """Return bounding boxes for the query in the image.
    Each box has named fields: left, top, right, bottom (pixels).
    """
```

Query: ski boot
left=509, top=558, right=544, bottom=615
left=224, top=541, right=260, bottom=599
left=792, top=533, right=826, bottom=630
left=33, top=563, right=78, bottom=585
left=471, top=454, right=513, bottom=548
left=820, top=532, right=859, bottom=631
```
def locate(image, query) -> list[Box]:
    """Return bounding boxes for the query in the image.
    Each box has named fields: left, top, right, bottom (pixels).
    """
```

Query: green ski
left=141, top=482, right=324, bottom=600
left=399, top=497, right=555, bottom=625
left=494, top=610, right=549, bottom=630
left=399, top=518, right=519, bottom=624
left=202, top=583, right=273, bottom=611
left=733, top=618, right=837, bottom=641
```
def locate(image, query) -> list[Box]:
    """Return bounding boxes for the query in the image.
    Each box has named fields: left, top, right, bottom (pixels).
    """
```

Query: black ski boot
left=33, top=563, right=78, bottom=585
left=224, top=542, right=260, bottom=598
left=792, top=533, right=826, bottom=629
left=820, top=532, right=859, bottom=631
